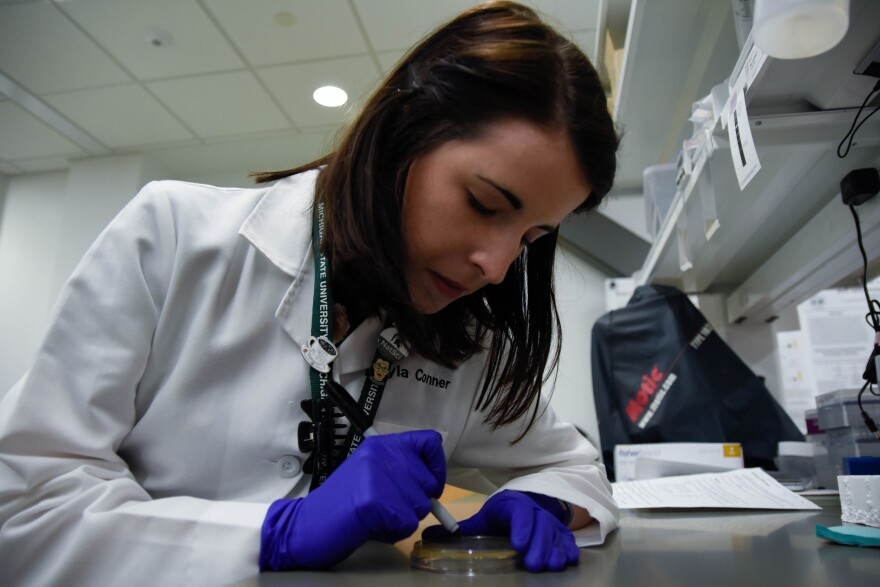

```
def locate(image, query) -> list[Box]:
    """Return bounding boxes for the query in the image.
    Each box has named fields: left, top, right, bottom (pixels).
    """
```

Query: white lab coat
left=0, top=170, right=618, bottom=586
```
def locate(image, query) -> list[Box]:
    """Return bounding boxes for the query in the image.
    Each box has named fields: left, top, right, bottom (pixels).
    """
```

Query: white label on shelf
left=742, top=44, right=767, bottom=92
left=723, top=41, right=767, bottom=129
left=727, top=88, right=761, bottom=190
left=676, top=211, right=693, bottom=272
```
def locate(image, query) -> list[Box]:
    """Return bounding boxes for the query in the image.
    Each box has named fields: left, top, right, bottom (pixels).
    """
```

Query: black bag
left=591, top=284, right=803, bottom=480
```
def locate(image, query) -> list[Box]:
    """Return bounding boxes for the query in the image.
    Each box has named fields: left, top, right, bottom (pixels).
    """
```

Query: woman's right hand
left=259, top=429, right=446, bottom=571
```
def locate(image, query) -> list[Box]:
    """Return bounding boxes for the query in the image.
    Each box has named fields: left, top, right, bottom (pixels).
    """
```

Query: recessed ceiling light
left=313, top=86, right=348, bottom=108
left=273, top=11, right=296, bottom=27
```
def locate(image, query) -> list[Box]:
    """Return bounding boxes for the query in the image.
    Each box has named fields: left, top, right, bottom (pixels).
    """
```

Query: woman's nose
left=469, top=235, right=522, bottom=285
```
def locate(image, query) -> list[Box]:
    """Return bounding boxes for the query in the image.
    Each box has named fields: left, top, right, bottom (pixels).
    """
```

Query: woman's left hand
left=422, top=490, right=580, bottom=572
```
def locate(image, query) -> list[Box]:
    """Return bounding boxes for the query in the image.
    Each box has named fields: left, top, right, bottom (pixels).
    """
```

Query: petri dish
left=411, top=535, right=521, bottom=575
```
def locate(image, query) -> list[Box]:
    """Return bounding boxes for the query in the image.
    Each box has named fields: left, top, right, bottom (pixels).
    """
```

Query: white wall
left=0, top=154, right=167, bottom=394
left=0, top=174, right=8, bottom=229
left=551, top=242, right=611, bottom=448
left=0, top=171, right=68, bottom=394
left=51, top=155, right=164, bottom=294
left=600, top=193, right=651, bottom=242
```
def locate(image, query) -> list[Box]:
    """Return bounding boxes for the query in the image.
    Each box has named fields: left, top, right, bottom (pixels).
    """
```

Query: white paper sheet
left=612, top=468, right=821, bottom=510
left=775, top=330, right=814, bottom=434
left=797, top=284, right=880, bottom=397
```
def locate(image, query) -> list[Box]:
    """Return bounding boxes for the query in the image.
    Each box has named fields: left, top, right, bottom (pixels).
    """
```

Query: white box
left=614, top=442, right=745, bottom=482
left=816, top=388, right=880, bottom=430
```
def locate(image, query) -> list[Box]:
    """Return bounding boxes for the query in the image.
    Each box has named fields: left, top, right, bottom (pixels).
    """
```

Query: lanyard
left=343, top=338, right=400, bottom=456
left=300, top=200, right=408, bottom=489
left=302, top=200, right=334, bottom=487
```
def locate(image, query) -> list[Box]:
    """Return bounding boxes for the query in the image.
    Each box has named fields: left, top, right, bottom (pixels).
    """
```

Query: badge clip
left=377, top=327, right=410, bottom=362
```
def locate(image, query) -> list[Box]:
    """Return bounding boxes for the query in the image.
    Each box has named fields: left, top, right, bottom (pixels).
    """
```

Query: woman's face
left=402, top=117, right=591, bottom=314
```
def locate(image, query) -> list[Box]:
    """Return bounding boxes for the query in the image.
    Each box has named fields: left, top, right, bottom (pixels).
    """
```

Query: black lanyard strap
left=300, top=201, right=337, bottom=488
left=343, top=326, right=409, bottom=455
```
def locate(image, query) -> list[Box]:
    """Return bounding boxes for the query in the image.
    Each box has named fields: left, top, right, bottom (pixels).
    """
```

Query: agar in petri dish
left=411, top=535, right=522, bottom=575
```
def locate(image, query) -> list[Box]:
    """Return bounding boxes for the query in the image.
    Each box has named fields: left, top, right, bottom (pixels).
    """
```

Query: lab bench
left=231, top=502, right=877, bottom=587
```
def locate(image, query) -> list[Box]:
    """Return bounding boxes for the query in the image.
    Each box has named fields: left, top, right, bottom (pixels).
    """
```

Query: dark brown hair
left=255, top=1, right=618, bottom=439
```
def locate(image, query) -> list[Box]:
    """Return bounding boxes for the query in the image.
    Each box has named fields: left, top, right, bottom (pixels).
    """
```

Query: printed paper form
left=612, top=468, right=821, bottom=510
left=797, top=282, right=880, bottom=397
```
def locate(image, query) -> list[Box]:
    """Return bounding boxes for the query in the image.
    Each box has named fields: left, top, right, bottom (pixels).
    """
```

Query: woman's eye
left=467, top=193, right=496, bottom=216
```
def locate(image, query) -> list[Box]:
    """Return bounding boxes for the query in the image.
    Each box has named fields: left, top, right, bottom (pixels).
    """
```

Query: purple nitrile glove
left=422, top=490, right=579, bottom=572
left=260, top=429, right=446, bottom=571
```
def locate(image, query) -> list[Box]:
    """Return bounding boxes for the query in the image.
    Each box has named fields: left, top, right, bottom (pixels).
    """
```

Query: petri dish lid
left=411, top=535, right=521, bottom=575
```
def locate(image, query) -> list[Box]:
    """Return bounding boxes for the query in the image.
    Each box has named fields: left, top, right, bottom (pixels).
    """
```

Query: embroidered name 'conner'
left=381, top=366, right=451, bottom=389
left=415, top=369, right=451, bottom=389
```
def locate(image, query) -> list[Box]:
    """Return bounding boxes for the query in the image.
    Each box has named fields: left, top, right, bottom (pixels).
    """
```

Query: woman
left=0, top=2, right=619, bottom=583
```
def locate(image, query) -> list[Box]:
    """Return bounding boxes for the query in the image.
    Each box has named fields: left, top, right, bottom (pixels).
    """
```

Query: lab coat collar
left=238, top=170, right=378, bottom=376
left=335, top=316, right=385, bottom=375
left=238, top=171, right=317, bottom=279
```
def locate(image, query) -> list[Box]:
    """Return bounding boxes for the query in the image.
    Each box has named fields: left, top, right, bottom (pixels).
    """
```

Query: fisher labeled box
left=614, top=442, right=744, bottom=482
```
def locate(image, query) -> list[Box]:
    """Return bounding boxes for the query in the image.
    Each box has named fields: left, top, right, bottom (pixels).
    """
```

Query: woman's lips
left=430, top=271, right=466, bottom=299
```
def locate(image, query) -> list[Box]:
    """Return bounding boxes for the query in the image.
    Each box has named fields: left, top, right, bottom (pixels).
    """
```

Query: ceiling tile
left=0, top=1, right=130, bottom=95
left=353, top=0, right=476, bottom=53
left=258, top=55, right=380, bottom=128
left=376, top=50, right=406, bottom=75
left=0, top=160, right=24, bottom=175
left=365, top=2, right=600, bottom=76
left=0, top=0, right=605, bottom=181
left=528, top=0, right=600, bottom=32
left=144, top=128, right=334, bottom=181
left=148, top=71, right=291, bottom=139
left=44, top=84, right=194, bottom=148
left=14, top=155, right=76, bottom=174
left=59, top=0, right=245, bottom=80
left=355, top=1, right=598, bottom=54
left=0, top=100, right=86, bottom=161
left=204, top=0, right=369, bottom=66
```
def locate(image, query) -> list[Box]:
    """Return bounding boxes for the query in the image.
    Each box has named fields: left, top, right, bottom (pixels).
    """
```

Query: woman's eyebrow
left=476, top=174, right=556, bottom=233
left=477, top=175, right=522, bottom=209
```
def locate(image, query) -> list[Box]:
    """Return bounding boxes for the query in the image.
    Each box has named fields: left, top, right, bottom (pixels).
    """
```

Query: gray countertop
left=232, top=503, right=879, bottom=587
